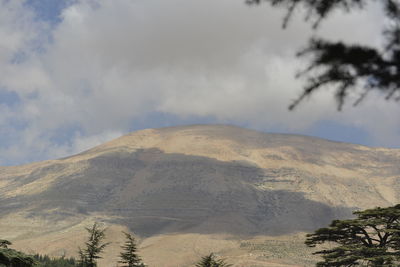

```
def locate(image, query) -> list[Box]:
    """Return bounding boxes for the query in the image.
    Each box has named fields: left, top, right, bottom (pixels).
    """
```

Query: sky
left=0, top=0, right=399, bottom=166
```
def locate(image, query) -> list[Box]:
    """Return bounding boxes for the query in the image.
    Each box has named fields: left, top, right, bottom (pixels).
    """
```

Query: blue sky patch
left=0, top=89, right=21, bottom=107
left=308, top=120, right=370, bottom=146
left=25, top=0, right=73, bottom=24
left=48, top=124, right=83, bottom=146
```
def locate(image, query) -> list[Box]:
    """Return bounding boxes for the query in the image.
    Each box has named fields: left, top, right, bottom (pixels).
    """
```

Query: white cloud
left=0, top=0, right=398, bottom=165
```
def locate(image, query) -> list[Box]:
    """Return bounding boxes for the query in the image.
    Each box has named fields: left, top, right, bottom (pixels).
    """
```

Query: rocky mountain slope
left=0, top=125, right=399, bottom=266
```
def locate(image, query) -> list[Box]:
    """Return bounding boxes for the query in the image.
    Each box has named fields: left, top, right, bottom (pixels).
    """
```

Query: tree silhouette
left=0, top=240, right=37, bottom=267
left=78, top=222, right=110, bottom=267
left=306, top=204, right=400, bottom=266
left=119, top=232, right=145, bottom=267
left=195, top=253, right=232, bottom=267
left=34, top=254, right=77, bottom=267
left=247, top=0, right=400, bottom=110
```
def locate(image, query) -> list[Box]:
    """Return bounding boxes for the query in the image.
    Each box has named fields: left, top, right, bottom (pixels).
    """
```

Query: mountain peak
left=76, top=124, right=374, bottom=164
left=1, top=124, right=400, bottom=266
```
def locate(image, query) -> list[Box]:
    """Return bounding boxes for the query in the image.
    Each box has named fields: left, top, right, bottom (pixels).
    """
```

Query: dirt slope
left=0, top=125, right=399, bottom=266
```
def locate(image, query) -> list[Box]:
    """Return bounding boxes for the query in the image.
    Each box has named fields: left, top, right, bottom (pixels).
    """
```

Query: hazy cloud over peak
left=0, top=0, right=398, bottom=165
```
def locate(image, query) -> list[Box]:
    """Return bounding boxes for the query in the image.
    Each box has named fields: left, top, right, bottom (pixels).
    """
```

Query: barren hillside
left=1, top=125, right=399, bottom=266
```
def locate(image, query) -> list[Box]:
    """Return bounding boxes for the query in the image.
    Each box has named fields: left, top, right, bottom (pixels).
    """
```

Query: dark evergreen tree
left=118, top=232, right=145, bottom=267
left=195, top=253, right=231, bottom=267
left=247, top=0, right=400, bottom=110
left=77, top=222, right=109, bottom=267
left=0, top=240, right=37, bottom=267
left=77, top=248, right=87, bottom=267
left=34, top=254, right=77, bottom=267
left=305, top=204, right=400, bottom=266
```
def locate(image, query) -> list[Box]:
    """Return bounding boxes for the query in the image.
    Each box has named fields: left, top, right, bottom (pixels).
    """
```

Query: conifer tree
left=195, top=253, right=231, bottom=267
left=0, top=240, right=37, bottom=267
left=118, top=232, right=145, bottom=267
left=306, top=204, right=400, bottom=266
left=247, top=0, right=400, bottom=110
left=77, top=222, right=110, bottom=267
left=34, top=254, right=77, bottom=267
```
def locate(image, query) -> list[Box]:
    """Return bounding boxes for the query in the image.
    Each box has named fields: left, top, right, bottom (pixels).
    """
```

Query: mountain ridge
left=0, top=124, right=399, bottom=266
left=1, top=124, right=395, bottom=168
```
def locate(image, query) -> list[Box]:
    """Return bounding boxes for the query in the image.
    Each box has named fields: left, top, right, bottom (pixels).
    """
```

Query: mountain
left=0, top=125, right=399, bottom=266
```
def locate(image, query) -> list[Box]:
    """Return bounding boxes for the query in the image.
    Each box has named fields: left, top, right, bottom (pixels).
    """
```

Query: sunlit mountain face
left=1, top=125, right=399, bottom=266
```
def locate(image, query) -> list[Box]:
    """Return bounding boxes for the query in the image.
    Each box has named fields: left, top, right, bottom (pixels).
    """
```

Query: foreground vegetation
left=195, top=253, right=231, bottom=267
left=34, top=255, right=77, bottom=267
left=0, top=244, right=76, bottom=267
left=306, top=204, right=400, bottom=266
left=3, top=204, right=400, bottom=266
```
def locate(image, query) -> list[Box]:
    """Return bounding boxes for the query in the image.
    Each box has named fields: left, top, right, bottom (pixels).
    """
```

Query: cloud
left=0, top=0, right=398, bottom=165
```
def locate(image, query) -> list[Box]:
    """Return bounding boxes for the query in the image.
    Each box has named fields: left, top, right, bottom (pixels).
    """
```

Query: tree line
left=3, top=204, right=400, bottom=266
left=0, top=222, right=230, bottom=267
